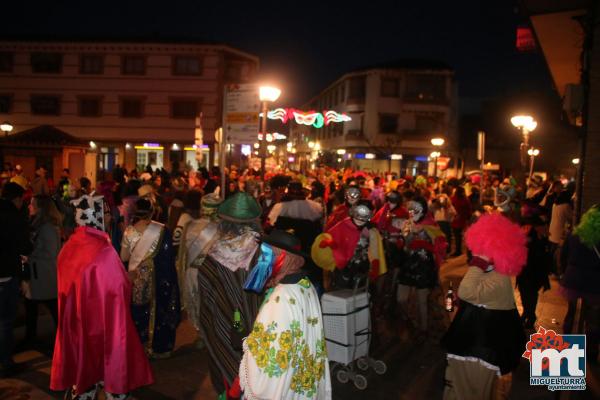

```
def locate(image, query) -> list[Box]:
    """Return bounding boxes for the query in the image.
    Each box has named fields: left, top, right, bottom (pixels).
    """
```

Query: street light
left=259, top=85, right=281, bottom=181
left=527, top=147, right=540, bottom=180
left=511, top=115, right=537, bottom=166
left=430, top=137, right=445, bottom=147
left=572, top=158, right=580, bottom=165
left=430, top=151, right=441, bottom=179
left=1, top=121, right=13, bottom=136
left=430, top=137, right=445, bottom=179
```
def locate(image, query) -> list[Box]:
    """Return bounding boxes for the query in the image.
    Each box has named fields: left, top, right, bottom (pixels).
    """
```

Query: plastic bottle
left=445, top=281, right=454, bottom=312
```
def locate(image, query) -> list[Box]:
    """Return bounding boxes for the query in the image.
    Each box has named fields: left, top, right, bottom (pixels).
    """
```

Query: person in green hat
left=195, top=192, right=264, bottom=397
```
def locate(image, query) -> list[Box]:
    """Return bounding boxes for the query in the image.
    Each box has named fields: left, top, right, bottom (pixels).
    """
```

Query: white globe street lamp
left=527, top=147, right=540, bottom=180
left=259, top=85, right=281, bottom=180
left=1, top=121, right=13, bottom=136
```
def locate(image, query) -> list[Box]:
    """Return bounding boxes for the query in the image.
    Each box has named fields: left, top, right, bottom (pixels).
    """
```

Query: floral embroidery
left=246, top=318, right=327, bottom=397
left=298, top=278, right=311, bottom=288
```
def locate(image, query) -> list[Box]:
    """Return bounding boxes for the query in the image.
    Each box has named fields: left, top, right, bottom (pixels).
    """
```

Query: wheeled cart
left=321, top=279, right=387, bottom=390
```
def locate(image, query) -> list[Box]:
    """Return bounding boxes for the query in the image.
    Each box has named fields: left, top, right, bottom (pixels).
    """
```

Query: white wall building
left=290, top=60, right=458, bottom=176
left=0, top=39, right=258, bottom=182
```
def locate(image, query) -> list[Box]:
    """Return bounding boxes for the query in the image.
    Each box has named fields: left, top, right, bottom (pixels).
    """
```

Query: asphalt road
left=5, top=255, right=599, bottom=399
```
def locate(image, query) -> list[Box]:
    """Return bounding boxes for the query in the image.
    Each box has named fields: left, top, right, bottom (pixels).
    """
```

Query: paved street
left=3, top=255, right=599, bottom=399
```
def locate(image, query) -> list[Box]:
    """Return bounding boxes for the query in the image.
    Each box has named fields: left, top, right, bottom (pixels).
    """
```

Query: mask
left=350, top=204, right=372, bottom=227
left=345, top=188, right=361, bottom=204
left=407, top=200, right=424, bottom=222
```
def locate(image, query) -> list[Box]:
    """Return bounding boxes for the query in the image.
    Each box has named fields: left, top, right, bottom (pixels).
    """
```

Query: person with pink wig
left=441, top=213, right=527, bottom=400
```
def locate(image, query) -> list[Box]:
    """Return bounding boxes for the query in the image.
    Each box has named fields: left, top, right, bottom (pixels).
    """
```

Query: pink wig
left=465, top=213, right=528, bottom=276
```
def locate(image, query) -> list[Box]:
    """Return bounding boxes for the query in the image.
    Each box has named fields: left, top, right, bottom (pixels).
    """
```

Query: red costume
left=372, top=203, right=409, bottom=235
left=51, top=227, right=154, bottom=394
left=325, top=203, right=349, bottom=232
left=315, top=218, right=386, bottom=279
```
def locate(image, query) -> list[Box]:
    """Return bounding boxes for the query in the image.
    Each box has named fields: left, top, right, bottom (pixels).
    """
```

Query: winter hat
left=217, top=192, right=261, bottom=222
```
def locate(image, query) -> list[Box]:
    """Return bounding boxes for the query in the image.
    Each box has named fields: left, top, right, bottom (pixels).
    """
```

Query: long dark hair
left=31, top=194, right=63, bottom=229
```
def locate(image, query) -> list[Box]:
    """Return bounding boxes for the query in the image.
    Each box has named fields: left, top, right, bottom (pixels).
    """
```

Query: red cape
left=327, top=218, right=362, bottom=269
left=372, top=203, right=409, bottom=234
left=51, top=227, right=154, bottom=394
left=325, top=203, right=349, bottom=232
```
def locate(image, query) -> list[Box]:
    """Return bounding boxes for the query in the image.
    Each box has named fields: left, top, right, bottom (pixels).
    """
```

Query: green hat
left=217, top=192, right=262, bottom=222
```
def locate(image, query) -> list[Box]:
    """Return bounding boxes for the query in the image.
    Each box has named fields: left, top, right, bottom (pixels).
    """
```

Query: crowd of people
left=0, top=160, right=598, bottom=400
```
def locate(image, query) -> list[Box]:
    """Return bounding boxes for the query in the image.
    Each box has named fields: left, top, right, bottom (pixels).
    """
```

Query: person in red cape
left=50, top=195, right=153, bottom=400
left=324, top=185, right=361, bottom=232
left=312, top=200, right=387, bottom=289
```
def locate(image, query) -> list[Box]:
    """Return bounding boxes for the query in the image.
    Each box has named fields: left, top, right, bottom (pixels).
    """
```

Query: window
left=381, top=78, right=399, bottom=97
left=405, top=74, right=446, bottom=102
left=171, top=99, right=200, bottom=119
left=173, top=56, right=202, bottom=75
left=121, top=55, right=146, bottom=75
left=78, top=97, right=102, bottom=117
left=80, top=55, right=104, bottom=74
left=415, top=113, right=443, bottom=132
left=30, top=95, right=61, bottom=115
left=0, top=52, right=14, bottom=72
left=225, top=64, right=241, bottom=81
left=379, top=114, right=398, bottom=134
left=31, top=53, right=62, bottom=73
left=120, top=98, right=144, bottom=118
left=348, top=76, right=366, bottom=101
left=0, top=95, right=12, bottom=113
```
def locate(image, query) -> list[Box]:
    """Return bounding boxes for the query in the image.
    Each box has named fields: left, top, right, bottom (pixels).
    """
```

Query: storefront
left=135, top=143, right=164, bottom=170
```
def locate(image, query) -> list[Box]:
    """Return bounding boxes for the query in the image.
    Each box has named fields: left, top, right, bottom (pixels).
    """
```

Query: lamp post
left=510, top=115, right=537, bottom=166
left=430, top=151, right=441, bottom=180
left=1, top=121, right=13, bottom=137
left=527, top=147, right=540, bottom=180
left=259, top=86, right=281, bottom=181
left=430, top=137, right=445, bottom=188
left=0, top=121, right=12, bottom=169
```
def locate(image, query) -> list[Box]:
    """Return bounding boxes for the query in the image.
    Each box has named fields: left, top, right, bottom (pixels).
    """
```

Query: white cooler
left=321, top=289, right=370, bottom=365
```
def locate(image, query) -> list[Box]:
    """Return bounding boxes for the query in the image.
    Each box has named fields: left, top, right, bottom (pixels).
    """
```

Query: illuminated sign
left=261, top=108, right=351, bottom=128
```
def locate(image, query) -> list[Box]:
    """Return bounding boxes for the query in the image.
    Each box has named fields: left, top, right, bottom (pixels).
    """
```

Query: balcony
left=346, top=96, right=365, bottom=105
left=403, top=94, right=449, bottom=106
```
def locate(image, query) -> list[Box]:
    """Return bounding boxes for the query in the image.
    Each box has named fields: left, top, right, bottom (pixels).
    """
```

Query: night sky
left=2, top=0, right=554, bottom=111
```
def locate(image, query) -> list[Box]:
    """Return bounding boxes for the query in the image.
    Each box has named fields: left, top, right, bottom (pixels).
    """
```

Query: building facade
left=0, top=39, right=258, bottom=182
left=290, top=60, right=458, bottom=177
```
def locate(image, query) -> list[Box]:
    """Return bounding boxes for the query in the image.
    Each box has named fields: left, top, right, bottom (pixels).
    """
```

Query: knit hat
left=217, top=192, right=261, bottom=222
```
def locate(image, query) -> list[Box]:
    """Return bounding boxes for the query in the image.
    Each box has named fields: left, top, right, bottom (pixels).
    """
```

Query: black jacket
left=0, top=198, right=33, bottom=279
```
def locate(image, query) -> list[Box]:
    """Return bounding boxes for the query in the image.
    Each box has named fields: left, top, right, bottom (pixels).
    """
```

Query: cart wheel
left=374, top=360, right=387, bottom=375
left=354, top=374, right=368, bottom=390
left=356, top=357, right=369, bottom=371
left=336, top=369, right=349, bottom=384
